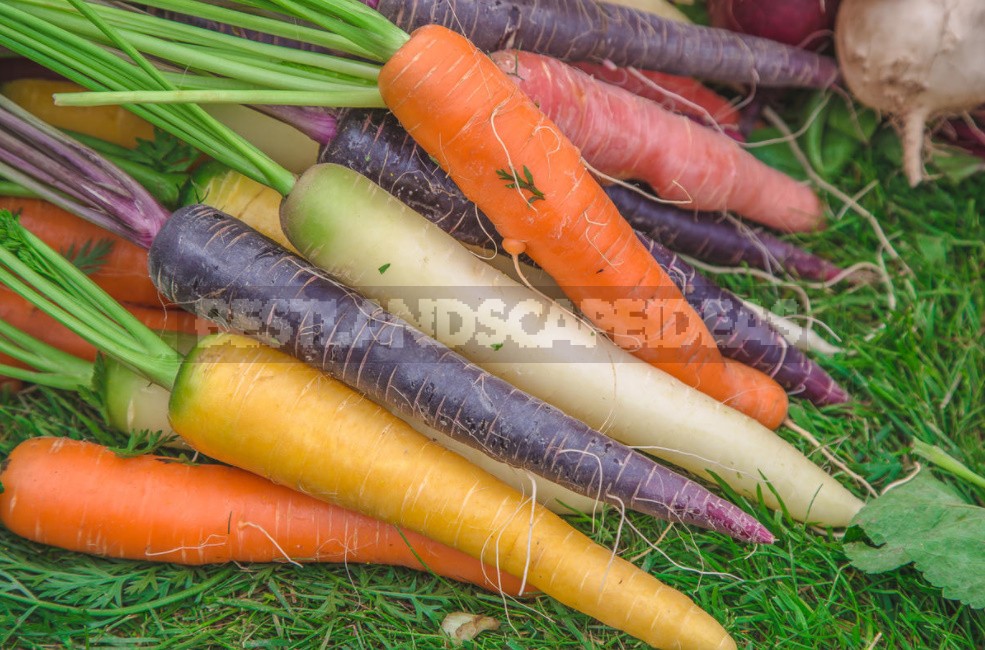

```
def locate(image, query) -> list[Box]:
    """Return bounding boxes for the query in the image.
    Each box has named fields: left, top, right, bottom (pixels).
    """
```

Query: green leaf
left=826, top=100, right=879, bottom=142
left=129, top=128, right=200, bottom=175
left=803, top=94, right=879, bottom=180
left=62, top=238, right=114, bottom=276
left=844, top=472, right=985, bottom=609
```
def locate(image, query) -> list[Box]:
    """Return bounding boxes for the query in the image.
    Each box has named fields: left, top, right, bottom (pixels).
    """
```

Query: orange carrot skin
left=379, top=25, right=787, bottom=427
left=0, top=197, right=165, bottom=307
left=0, top=437, right=530, bottom=595
left=572, top=62, right=741, bottom=130
left=492, top=50, right=823, bottom=233
left=0, top=287, right=208, bottom=365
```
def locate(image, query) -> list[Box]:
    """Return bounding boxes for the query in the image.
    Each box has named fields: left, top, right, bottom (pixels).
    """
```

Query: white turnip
left=835, top=0, right=985, bottom=185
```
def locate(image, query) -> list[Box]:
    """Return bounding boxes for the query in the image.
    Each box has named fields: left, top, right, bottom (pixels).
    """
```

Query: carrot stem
left=0, top=182, right=36, bottom=198
left=56, top=89, right=386, bottom=108
left=0, top=2, right=295, bottom=195
left=0, top=317, right=92, bottom=378
left=131, top=0, right=376, bottom=59
left=38, top=8, right=367, bottom=91
left=0, top=210, right=181, bottom=389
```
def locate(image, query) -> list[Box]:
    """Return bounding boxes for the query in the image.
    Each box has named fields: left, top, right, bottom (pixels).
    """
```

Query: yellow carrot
left=170, top=333, right=736, bottom=650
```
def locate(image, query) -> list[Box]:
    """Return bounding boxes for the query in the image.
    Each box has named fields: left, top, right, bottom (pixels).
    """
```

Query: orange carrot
left=0, top=437, right=530, bottom=595
left=1, top=79, right=155, bottom=148
left=0, top=197, right=165, bottom=307
left=491, top=50, right=822, bottom=232
left=379, top=25, right=788, bottom=428
left=0, top=287, right=209, bottom=364
left=572, top=62, right=741, bottom=130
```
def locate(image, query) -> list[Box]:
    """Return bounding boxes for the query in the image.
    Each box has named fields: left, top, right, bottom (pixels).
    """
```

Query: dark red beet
left=707, top=0, right=841, bottom=51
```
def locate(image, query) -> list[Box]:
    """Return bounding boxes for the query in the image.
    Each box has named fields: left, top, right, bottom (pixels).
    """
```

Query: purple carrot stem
left=0, top=96, right=167, bottom=247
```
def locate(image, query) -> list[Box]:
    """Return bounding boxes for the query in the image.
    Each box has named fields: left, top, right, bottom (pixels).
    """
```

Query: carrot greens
left=0, top=211, right=181, bottom=390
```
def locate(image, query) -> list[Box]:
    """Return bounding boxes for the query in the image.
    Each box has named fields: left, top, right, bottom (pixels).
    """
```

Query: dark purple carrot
left=606, top=184, right=844, bottom=282
left=320, top=109, right=849, bottom=406
left=148, top=203, right=774, bottom=544
left=141, top=0, right=839, bottom=88
left=0, top=89, right=772, bottom=543
left=372, top=0, right=840, bottom=88
left=632, top=234, right=849, bottom=406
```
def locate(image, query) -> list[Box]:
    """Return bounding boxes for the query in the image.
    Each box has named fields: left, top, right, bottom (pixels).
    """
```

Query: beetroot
left=708, top=0, right=841, bottom=51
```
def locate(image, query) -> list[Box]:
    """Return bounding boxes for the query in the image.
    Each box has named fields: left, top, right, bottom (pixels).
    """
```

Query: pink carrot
left=573, top=62, right=741, bottom=131
left=493, top=50, right=824, bottom=232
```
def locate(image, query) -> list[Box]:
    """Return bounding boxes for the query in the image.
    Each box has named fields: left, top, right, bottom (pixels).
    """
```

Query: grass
left=1, top=95, right=983, bottom=650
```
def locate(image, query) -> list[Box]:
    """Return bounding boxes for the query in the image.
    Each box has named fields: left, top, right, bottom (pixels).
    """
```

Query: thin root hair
left=624, top=66, right=728, bottom=137
left=237, top=521, right=304, bottom=567
left=783, top=418, right=876, bottom=498
left=623, top=517, right=740, bottom=582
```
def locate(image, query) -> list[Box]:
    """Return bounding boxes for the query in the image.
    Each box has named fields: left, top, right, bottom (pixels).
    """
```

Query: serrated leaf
left=845, top=472, right=985, bottom=609
left=129, top=128, right=199, bottom=175
left=843, top=540, right=910, bottom=573
left=62, top=238, right=114, bottom=276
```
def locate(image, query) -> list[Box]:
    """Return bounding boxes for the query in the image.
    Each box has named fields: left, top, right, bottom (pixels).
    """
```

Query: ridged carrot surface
left=572, top=61, right=741, bottom=129
left=378, top=24, right=788, bottom=428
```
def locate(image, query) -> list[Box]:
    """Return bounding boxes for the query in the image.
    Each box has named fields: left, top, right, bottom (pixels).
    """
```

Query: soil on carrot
left=1, top=101, right=983, bottom=650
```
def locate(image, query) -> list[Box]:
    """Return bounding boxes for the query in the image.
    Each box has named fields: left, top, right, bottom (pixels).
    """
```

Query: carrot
left=0, top=306, right=602, bottom=517
left=372, top=0, right=840, bottom=88
left=3, top=2, right=788, bottom=422
left=176, top=334, right=736, bottom=650
left=0, top=197, right=165, bottom=307
left=1, top=78, right=154, bottom=147
left=281, top=162, right=863, bottom=526
left=151, top=205, right=773, bottom=542
left=0, top=437, right=532, bottom=595
left=318, top=109, right=850, bottom=407
left=0, top=287, right=207, bottom=364
left=0, top=220, right=739, bottom=650
left=378, top=24, right=789, bottom=428
left=572, top=62, right=742, bottom=131
left=605, top=184, right=845, bottom=282
left=0, top=54, right=772, bottom=542
left=489, top=49, right=823, bottom=232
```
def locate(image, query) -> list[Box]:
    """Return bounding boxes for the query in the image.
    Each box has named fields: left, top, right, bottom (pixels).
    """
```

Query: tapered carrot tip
left=711, top=501, right=776, bottom=545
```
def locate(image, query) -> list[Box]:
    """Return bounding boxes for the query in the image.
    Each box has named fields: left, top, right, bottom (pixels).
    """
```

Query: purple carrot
left=142, top=0, right=839, bottom=88
left=632, top=234, right=849, bottom=405
left=607, top=184, right=844, bottom=282
left=320, top=109, right=849, bottom=406
left=149, top=204, right=774, bottom=544
left=373, top=0, right=840, bottom=88
left=0, top=93, right=772, bottom=543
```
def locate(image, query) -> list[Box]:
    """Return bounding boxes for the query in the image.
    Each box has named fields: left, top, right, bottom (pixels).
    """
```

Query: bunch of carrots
left=0, top=1, right=867, bottom=648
